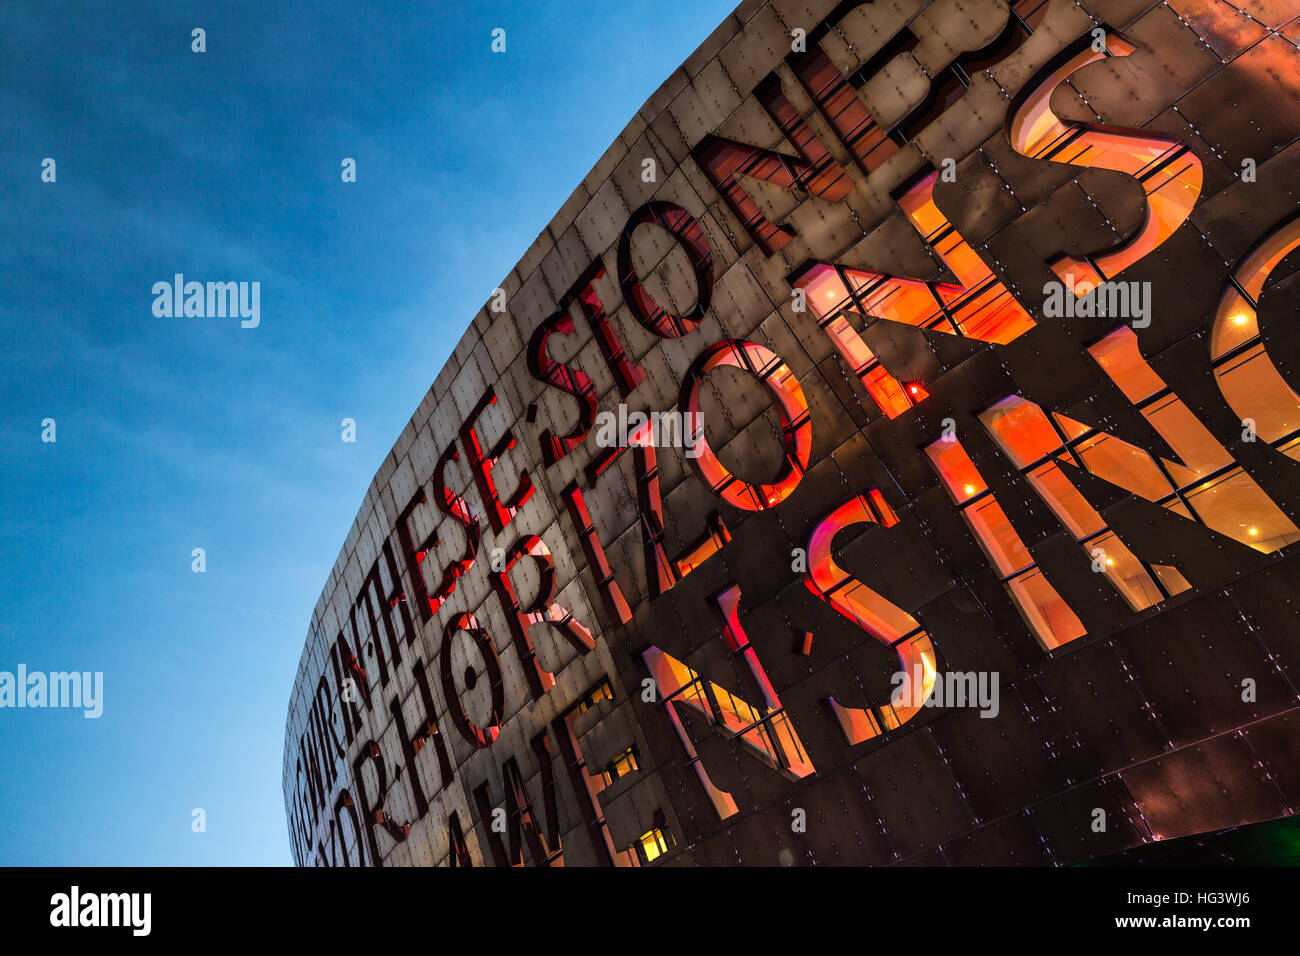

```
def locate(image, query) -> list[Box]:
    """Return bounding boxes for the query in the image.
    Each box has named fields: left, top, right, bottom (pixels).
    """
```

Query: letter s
left=805, top=491, right=936, bottom=744
left=1008, top=31, right=1203, bottom=292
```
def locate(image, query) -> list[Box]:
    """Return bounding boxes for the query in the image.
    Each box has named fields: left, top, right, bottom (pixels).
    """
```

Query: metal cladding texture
left=283, top=0, right=1300, bottom=866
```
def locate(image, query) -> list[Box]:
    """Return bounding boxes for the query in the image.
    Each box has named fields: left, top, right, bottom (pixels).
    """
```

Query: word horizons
left=50, top=886, right=150, bottom=937
left=891, top=666, right=1000, bottom=718
left=0, top=665, right=102, bottom=718
left=151, top=274, right=260, bottom=328
left=591, top=405, right=703, bottom=455
left=1042, top=275, right=1151, bottom=327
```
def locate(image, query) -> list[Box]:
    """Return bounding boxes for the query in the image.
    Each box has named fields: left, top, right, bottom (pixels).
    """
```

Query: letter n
left=642, top=583, right=814, bottom=819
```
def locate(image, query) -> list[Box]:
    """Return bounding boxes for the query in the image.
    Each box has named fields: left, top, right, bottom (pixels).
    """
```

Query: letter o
left=678, top=340, right=812, bottom=510
left=439, top=612, right=505, bottom=748
left=618, top=201, right=713, bottom=337
left=1209, top=215, right=1300, bottom=444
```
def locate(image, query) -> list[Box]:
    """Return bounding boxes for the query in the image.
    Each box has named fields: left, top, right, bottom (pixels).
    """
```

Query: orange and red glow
left=1011, top=34, right=1202, bottom=287
left=681, top=340, right=812, bottom=510
left=1209, top=216, right=1300, bottom=445
left=805, top=493, right=937, bottom=743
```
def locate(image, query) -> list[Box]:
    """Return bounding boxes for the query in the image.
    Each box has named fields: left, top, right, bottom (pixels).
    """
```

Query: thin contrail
left=178, top=595, right=309, bottom=626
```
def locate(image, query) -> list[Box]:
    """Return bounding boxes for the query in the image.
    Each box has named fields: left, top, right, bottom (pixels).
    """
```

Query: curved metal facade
left=284, top=0, right=1300, bottom=866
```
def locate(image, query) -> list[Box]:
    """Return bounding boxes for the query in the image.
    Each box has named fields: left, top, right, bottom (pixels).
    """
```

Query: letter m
left=207, top=281, right=239, bottom=318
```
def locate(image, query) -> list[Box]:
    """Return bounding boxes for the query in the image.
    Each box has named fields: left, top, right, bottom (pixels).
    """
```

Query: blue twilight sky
left=0, top=0, right=737, bottom=866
